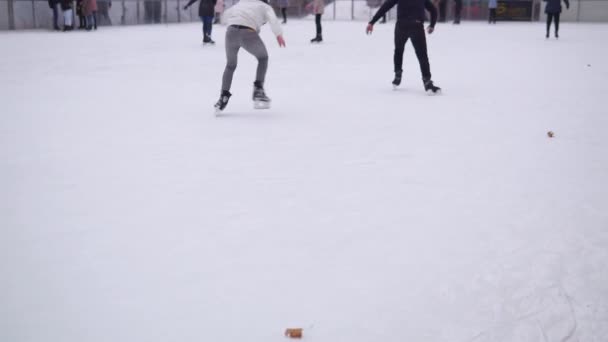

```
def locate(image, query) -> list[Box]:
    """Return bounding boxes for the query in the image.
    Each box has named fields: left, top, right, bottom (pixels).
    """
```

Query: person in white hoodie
left=214, top=0, right=286, bottom=113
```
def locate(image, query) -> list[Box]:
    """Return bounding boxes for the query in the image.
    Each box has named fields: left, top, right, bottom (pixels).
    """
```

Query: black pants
left=315, top=14, right=322, bottom=36
left=488, top=8, right=496, bottom=23
left=547, top=13, right=560, bottom=33
left=394, top=22, right=431, bottom=80
left=454, top=0, right=462, bottom=22
left=281, top=8, right=287, bottom=22
left=438, top=0, right=447, bottom=22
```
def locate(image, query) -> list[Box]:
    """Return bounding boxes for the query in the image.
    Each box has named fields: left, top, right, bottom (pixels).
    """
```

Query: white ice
left=1, top=20, right=608, bottom=342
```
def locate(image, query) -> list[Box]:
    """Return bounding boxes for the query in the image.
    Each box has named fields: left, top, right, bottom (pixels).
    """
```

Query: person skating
left=61, top=0, right=74, bottom=31
left=48, top=0, right=61, bottom=30
left=308, top=0, right=324, bottom=42
left=366, top=0, right=441, bottom=94
left=184, top=0, right=217, bottom=44
left=488, top=0, right=497, bottom=23
left=83, top=0, right=98, bottom=30
left=544, top=0, right=569, bottom=39
left=453, top=0, right=462, bottom=23
left=214, top=0, right=286, bottom=113
left=76, top=0, right=86, bottom=29
left=278, top=0, right=289, bottom=23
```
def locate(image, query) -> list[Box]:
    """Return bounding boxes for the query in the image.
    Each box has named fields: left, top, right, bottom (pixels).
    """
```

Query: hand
left=183, top=5, right=188, bottom=10
left=366, top=23, right=374, bottom=35
left=277, top=35, right=286, bottom=47
left=427, top=26, right=434, bottom=34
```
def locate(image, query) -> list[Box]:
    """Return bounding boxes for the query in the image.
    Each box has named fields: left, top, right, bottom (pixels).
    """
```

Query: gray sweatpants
left=221, top=26, right=269, bottom=92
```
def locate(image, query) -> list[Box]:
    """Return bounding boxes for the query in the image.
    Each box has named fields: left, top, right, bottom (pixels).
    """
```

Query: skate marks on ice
left=214, top=111, right=282, bottom=119
left=462, top=239, right=608, bottom=342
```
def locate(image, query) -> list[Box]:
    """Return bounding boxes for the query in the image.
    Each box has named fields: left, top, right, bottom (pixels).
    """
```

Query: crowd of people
left=48, top=0, right=110, bottom=31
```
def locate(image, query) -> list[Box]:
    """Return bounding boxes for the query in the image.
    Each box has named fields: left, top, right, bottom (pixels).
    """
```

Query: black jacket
left=544, top=0, right=569, bottom=14
left=370, top=0, right=437, bottom=27
left=185, top=0, right=217, bottom=17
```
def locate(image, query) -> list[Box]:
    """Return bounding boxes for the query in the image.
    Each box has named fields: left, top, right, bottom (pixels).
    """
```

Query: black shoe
left=423, top=78, right=441, bottom=95
left=203, top=36, right=215, bottom=45
left=63, top=25, right=74, bottom=31
left=214, top=90, right=232, bottom=113
left=392, top=70, right=403, bottom=88
left=555, top=31, right=559, bottom=39
left=310, top=35, right=323, bottom=43
left=546, top=31, right=549, bottom=39
left=252, top=81, right=271, bottom=109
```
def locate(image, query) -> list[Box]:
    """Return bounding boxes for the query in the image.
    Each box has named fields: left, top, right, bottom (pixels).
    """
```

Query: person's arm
left=425, top=0, right=437, bottom=32
left=183, top=0, right=197, bottom=10
left=564, top=0, right=570, bottom=9
left=369, top=0, right=398, bottom=25
left=265, top=4, right=286, bottom=46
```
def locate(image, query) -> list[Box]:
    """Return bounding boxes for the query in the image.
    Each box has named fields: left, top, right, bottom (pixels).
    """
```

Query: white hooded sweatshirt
left=225, top=0, right=283, bottom=36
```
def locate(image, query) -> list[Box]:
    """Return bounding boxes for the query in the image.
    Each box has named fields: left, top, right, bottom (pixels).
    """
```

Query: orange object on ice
left=285, top=328, right=303, bottom=338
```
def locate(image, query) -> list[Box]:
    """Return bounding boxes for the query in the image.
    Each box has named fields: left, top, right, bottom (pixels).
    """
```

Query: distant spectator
left=84, top=0, right=98, bottom=30
left=544, top=0, right=569, bottom=38
left=144, top=1, right=162, bottom=23
left=278, top=0, right=288, bottom=24
left=488, top=0, right=497, bottom=23
left=214, top=0, right=224, bottom=24
left=453, top=0, right=462, bottom=24
left=184, top=0, right=217, bottom=44
left=308, top=0, right=324, bottom=43
left=61, top=0, right=74, bottom=31
left=76, top=0, right=86, bottom=29
left=48, top=0, right=61, bottom=30
left=98, top=0, right=112, bottom=26
left=438, top=0, right=446, bottom=22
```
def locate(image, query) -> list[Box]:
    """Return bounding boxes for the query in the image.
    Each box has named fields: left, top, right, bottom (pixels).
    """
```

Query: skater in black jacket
left=184, top=0, right=217, bottom=44
left=366, top=0, right=441, bottom=94
left=544, top=0, right=569, bottom=39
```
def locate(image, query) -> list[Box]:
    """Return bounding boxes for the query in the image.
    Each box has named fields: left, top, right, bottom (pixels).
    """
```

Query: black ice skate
left=252, top=81, right=271, bottom=109
left=310, top=35, right=323, bottom=43
left=546, top=31, right=550, bottom=39
left=214, top=90, right=231, bottom=114
left=555, top=31, right=559, bottom=39
left=392, top=70, right=403, bottom=89
left=423, top=78, right=441, bottom=95
left=203, top=35, right=216, bottom=45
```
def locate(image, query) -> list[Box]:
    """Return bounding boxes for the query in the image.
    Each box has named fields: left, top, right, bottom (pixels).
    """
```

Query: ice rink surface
left=1, top=19, right=608, bottom=342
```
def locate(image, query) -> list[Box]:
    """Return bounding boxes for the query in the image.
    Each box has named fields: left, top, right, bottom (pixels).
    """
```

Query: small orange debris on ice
left=285, top=328, right=303, bottom=338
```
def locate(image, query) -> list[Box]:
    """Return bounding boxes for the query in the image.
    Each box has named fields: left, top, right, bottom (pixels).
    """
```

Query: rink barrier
left=1, top=0, right=608, bottom=30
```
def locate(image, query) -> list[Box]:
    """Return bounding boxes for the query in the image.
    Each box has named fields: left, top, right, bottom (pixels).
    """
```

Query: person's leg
left=221, top=27, right=242, bottom=92
left=554, top=12, right=560, bottom=37
left=53, top=4, right=60, bottom=29
left=409, top=24, right=431, bottom=81
left=282, top=8, right=287, bottom=23
left=393, top=24, right=408, bottom=74
left=64, top=9, right=73, bottom=29
left=546, top=13, right=553, bottom=37
left=93, top=10, right=97, bottom=29
left=316, top=14, right=322, bottom=37
left=488, top=9, right=491, bottom=23
left=199, top=15, right=206, bottom=39
left=492, top=9, right=497, bottom=23
left=241, top=30, right=269, bottom=86
left=205, top=16, right=214, bottom=38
